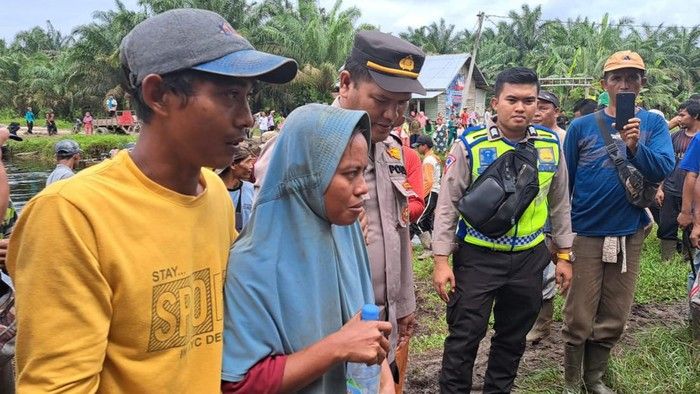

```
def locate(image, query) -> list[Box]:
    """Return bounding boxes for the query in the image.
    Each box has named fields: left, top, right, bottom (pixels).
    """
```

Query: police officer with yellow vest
left=432, top=67, right=575, bottom=393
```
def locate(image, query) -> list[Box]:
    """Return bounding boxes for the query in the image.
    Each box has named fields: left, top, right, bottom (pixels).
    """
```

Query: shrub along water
left=6, top=134, right=137, bottom=162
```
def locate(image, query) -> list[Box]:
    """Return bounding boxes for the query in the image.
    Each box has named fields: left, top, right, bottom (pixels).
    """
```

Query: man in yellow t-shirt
left=6, top=9, right=297, bottom=393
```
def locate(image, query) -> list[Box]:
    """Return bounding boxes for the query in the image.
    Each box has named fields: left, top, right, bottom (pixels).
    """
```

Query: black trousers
left=26, top=121, right=33, bottom=134
left=417, top=191, right=438, bottom=233
left=656, top=194, right=682, bottom=241
left=439, top=241, right=548, bottom=394
left=47, top=121, right=57, bottom=135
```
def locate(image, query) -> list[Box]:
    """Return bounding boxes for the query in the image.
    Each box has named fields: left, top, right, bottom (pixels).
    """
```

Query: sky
left=1, top=0, right=696, bottom=43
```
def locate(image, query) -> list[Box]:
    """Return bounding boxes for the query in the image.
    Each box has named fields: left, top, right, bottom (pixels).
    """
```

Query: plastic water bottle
left=346, top=304, right=381, bottom=394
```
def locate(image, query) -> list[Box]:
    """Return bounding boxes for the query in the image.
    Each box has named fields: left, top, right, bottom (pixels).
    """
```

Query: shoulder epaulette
left=531, top=125, right=559, bottom=144
left=388, top=133, right=403, bottom=146
left=462, top=125, right=486, bottom=137
left=462, top=126, right=488, bottom=144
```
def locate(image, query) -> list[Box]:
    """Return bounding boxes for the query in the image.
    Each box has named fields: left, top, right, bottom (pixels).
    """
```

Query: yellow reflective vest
left=456, top=125, right=560, bottom=251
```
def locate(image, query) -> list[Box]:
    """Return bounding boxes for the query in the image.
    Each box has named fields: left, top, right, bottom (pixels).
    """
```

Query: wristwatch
left=556, top=251, right=575, bottom=262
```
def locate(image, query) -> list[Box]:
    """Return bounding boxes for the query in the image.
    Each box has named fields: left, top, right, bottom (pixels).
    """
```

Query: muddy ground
left=404, top=293, right=689, bottom=393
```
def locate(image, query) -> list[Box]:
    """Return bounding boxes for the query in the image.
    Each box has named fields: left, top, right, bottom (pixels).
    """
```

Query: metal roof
left=411, top=90, right=443, bottom=99
left=415, top=53, right=489, bottom=93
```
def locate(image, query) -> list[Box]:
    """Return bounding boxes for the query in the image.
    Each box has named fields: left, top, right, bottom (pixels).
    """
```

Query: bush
left=6, top=134, right=137, bottom=162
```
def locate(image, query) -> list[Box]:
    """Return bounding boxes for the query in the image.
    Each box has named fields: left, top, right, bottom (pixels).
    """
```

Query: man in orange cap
left=561, top=50, right=674, bottom=393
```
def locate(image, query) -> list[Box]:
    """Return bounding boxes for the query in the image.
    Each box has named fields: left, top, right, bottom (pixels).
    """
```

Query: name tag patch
left=389, top=165, right=406, bottom=175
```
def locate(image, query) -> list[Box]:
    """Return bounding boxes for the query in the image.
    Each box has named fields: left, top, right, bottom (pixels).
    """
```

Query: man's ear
left=140, top=74, right=171, bottom=119
left=490, top=96, right=498, bottom=112
left=338, top=70, right=353, bottom=99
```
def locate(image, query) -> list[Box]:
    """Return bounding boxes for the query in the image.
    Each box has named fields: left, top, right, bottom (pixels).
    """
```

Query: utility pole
left=461, top=12, right=485, bottom=113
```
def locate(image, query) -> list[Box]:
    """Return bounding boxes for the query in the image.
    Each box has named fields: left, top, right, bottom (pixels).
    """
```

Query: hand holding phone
left=620, top=118, right=641, bottom=154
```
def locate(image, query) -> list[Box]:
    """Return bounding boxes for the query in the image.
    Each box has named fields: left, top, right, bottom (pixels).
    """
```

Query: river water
left=5, top=159, right=52, bottom=212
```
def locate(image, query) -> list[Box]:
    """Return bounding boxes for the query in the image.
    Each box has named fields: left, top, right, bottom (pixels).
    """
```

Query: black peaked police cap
left=348, top=30, right=427, bottom=95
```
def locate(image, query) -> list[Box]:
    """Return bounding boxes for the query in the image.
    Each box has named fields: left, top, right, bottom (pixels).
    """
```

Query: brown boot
left=660, top=239, right=677, bottom=262
left=563, top=343, right=584, bottom=394
left=526, top=297, right=554, bottom=343
left=583, top=342, right=615, bottom=394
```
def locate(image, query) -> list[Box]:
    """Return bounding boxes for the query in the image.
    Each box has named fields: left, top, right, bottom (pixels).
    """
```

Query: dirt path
left=405, top=301, right=689, bottom=393
left=20, top=126, right=74, bottom=136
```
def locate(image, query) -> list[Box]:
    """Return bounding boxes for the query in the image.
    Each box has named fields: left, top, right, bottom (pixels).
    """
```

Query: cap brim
left=368, top=69, right=426, bottom=95
left=9, top=134, right=23, bottom=142
left=603, top=65, right=645, bottom=73
left=192, top=49, right=298, bottom=84
left=538, top=98, right=559, bottom=108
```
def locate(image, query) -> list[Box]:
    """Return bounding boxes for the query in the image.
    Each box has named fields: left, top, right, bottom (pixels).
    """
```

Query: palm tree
left=250, top=0, right=361, bottom=66
left=1, top=1, right=698, bottom=119
left=67, top=0, right=147, bottom=115
left=0, top=51, right=26, bottom=109
left=10, top=21, right=72, bottom=56
left=400, top=19, right=470, bottom=54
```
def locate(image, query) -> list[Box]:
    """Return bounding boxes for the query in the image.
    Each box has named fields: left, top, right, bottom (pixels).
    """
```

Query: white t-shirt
left=257, top=115, right=268, bottom=131
left=423, top=154, right=441, bottom=194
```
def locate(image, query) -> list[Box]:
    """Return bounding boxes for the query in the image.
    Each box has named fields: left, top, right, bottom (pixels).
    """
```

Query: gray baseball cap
left=538, top=91, right=560, bottom=108
left=120, top=8, right=298, bottom=88
left=55, top=140, right=81, bottom=155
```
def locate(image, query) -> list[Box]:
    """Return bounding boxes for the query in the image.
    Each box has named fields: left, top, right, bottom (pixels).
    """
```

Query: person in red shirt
left=391, top=115, right=425, bottom=223
left=402, top=145, right=425, bottom=222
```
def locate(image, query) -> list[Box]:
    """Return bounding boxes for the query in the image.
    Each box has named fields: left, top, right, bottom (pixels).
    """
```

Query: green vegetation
left=516, top=326, right=700, bottom=393
left=516, top=364, right=563, bottom=393
left=609, top=326, right=700, bottom=394
left=412, top=255, right=448, bottom=353
left=1, top=1, right=697, bottom=125
left=636, top=233, right=692, bottom=303
left=6, top=134, right=137, bottom=162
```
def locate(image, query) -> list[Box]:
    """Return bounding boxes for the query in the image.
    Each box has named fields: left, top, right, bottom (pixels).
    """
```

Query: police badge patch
left=444, top=154, right=456, bottom=172
left=537, top=147, right=554, bottom=163
left=479, top=147, right=497, bottom=166
left=537, top=147, right=557, bottom=172
left=537, top=147, right=555, bottom=163
left=387, top=147, right=402, bottom=161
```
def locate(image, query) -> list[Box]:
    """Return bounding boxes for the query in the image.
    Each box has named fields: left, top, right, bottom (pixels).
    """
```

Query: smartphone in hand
left=615, top=92, right=636, bottom=131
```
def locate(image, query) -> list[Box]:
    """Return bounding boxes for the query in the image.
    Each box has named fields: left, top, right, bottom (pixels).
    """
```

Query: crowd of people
left=0, top=7, right=698, bottom=394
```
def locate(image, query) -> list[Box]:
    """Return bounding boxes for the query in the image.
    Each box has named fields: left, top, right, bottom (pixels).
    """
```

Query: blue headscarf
left=222, top=104, right=375, bottom=393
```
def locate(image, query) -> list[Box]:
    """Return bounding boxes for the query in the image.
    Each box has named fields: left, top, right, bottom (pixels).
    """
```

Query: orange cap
left=603, top=50, right=645, bottom=72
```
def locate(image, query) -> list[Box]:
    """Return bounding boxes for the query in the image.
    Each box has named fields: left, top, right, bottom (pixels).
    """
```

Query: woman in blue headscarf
left=221, top=104, right=394, bottom=393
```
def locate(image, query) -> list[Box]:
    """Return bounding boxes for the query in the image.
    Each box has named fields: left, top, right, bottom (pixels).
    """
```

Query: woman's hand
left=330, top=312, right=392, bottom=365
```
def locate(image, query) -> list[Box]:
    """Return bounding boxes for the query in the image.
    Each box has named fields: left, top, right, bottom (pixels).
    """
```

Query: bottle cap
left=360, top=304, right=380, bottom=321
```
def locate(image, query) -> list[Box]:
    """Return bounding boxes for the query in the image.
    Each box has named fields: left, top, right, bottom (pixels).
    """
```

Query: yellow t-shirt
left=7, top=151, right=236, bottom=393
